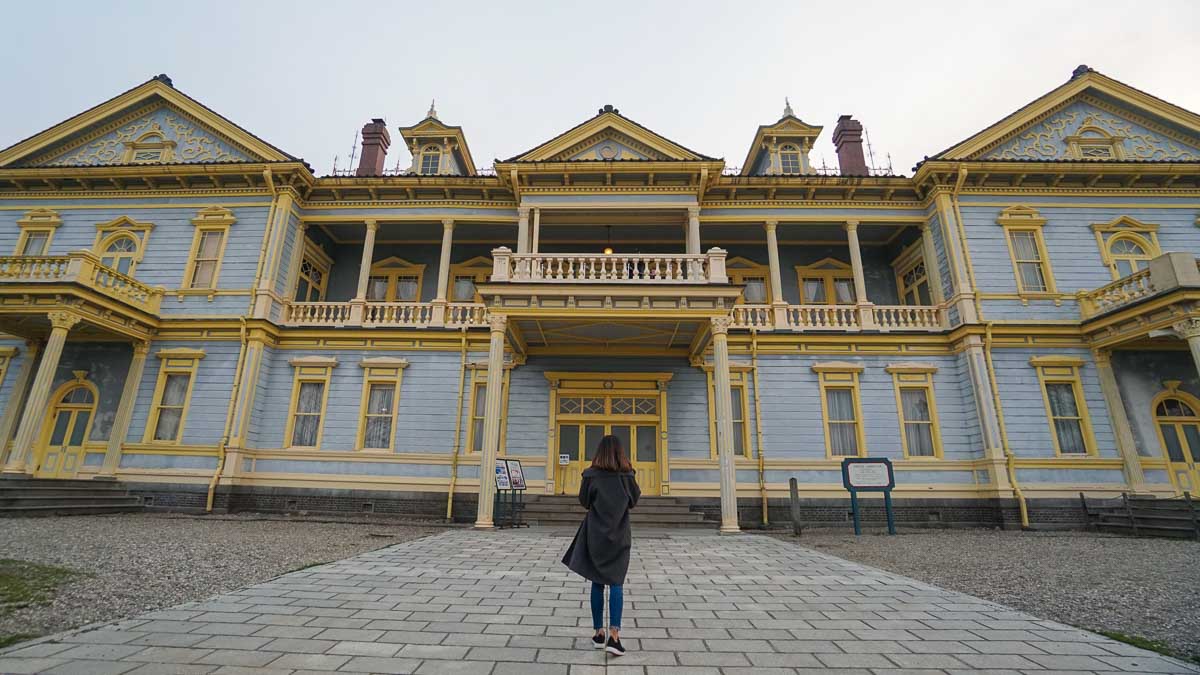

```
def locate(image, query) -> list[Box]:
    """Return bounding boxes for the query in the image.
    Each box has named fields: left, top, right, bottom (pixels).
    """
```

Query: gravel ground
left=773, top=528, right=1200, bottom=661
left=0, top=512, right=441, bottom=643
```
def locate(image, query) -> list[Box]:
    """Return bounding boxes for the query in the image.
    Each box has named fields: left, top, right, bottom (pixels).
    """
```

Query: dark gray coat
left=561, top=467, right=641, bottom=586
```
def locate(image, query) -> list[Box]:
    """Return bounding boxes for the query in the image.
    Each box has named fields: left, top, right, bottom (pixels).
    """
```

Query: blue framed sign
left=840, top=457, right=897, bottom=535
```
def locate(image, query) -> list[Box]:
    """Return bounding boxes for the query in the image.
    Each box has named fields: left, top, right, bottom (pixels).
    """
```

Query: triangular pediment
left=935, top=68, right=1200, bottom=162
left=506, top=109, right=715, bottom=162
left=0, top=76, right=295, bottom=168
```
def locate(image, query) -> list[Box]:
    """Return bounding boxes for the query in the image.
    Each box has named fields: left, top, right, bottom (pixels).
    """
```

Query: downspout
left=984, top=322, right=1028, bottom=527
left=446, top=328, right=470, bottom=521
left=207, top=317, right=249, bottom=512
left=751, top=332, right=768, bottom=526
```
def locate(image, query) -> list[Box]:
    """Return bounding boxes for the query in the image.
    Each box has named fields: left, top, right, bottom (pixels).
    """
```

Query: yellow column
left=711, top=317, right=740, bottom=533
left=686, top=206, right=701, bottom=255
left=0, top=340, right=41, bottom=467
left=1092, top=349, right=1146, bottom=492
left=516, top=207, right=531, bottom=254
left=98, top=340, right=150, bottom=477
left=475, top=314, right=507, bottom=528
left=4, top=311, right=80, bottom=474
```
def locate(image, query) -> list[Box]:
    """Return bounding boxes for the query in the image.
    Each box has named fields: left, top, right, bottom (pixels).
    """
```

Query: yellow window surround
left=420, top=144, right=442, bottom=175
left=93, top=216, right=154, bottom=276
left=296, top=240, right=333, bottom=302
left=997, top=206, right=1057, bottom=301
left=725, top=256, right=772, bottom=304
left=144, top=348, right=205, bottom=445
left=891, top=240, right=932, bottom=306
left=466, top=360, right=515, bottom=454
left=180, top=206, right=236, bottom=300
left=449, top=256, right=494, bottom=302
left=813, top=361, right=866, bottom=459
left=1090, top=216, right=1160, bottom=280
left=1151, top=381, right=1200, bottom=494
left=795, top=258, right=856, bottom=305
left=122, top=132, right=177, bottom=164
left=1029, top=355, right=1097, bottom=457
left=702, top=364, right=753, bottom=460
left=284, top=356, right=337, bottom=450
left=355, top=357, right=408, bottom=452
left=367, top=256, right=426, bottom=302
left=885, top=363, right=943, bottom=460
left=1066, top=126, right=1126, bottom=161
left=14, top=209, right=62, bottom=255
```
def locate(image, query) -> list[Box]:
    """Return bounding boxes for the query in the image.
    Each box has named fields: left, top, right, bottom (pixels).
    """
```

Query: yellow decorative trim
left=1031, top=358, right=1097, bottom=457
left=816, top=367, right=866, bottom=459
left=181, top=206, right=236, bottom=298
left=93, top=215, right=154, bottom=276
left=289, top=355, right=338, bottom=367
left=889, top=369, right=944, bottom=459
left=1090, top=216, right=1160, bottom=280
left=1028, top=355, right=1086, bottom=367
left=811, top=361, right=865, bottom=373
left=795, top=258, right=855, bottom=304
left=997, top=206, right=1057, bottom=300
left=885, top=362, right=939, bottom=374
left=283, top=359, right=336, bottom=449
left=725, top=256, right=772, bottom=304
left=14, top=208, right=62, bottom=255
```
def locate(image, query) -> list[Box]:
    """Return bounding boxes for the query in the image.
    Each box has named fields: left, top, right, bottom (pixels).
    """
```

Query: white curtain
left=826, top=389, right=858, bottom=455
left=292, top=382, right=324, bottom=446
left=743, top=279, right=767, bottom=304
left=834, top=279, right=856, bottom=304
left=901, top=389, right=934, bottom=456
left=803, top=279, right=825, bottom=303
left=1046, top=383, right=1085, bottom=453
left=395, top=276, right=418, bottom=301
left=363, top=384, right=395, bottom=449
left=153, top=374, right=189, bottom=441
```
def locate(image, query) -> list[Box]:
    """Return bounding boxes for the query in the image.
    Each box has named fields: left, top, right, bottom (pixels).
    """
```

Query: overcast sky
left=3, top=1, right=1198, bottom=175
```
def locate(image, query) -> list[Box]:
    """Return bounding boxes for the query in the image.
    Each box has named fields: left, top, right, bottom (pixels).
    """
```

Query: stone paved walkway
left=1, top=528, right=1196, bottom=674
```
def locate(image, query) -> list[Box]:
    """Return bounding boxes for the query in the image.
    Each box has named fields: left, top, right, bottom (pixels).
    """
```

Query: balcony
left=490, top=248, right=726, bottom=284
left=0, top=251, right=164, bottom=315
left=730, top=303, right=947, bottom=332
left=282, top=301, right=487, bottom=328
left=1078, top=252, right=1200, bottom=319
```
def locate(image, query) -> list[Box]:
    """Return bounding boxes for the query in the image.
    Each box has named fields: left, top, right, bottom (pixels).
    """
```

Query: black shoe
left=606, top=636, right=626, bottom=656
left=591, top=631, right=605, bottom=649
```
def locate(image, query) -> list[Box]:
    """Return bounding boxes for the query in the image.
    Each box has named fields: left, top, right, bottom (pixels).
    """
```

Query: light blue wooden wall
left=127, top=340, right=242, bottom=446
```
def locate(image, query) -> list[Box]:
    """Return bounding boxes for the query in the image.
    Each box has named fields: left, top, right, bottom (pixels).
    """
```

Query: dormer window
left=420, top=145, right=442, bottom=174
left=779, top=144, right=801, bottom=174
left=123, top=133, right=174, bottom=164
left=1067, top=127, right=1125, bottom=161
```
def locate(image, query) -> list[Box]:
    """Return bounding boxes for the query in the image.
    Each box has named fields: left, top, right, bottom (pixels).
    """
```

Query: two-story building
left=2, top=66, right=1199, bottom=530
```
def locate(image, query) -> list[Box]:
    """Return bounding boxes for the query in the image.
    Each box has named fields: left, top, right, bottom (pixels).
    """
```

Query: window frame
left=355, top=357, right=408, bottom=452
left=778, top=144, right=801, bottom=175
left=1030, top=356, right=1097, bottom=457
left=366, top=256, right=426, bottom=302
left=464, top=363, right=511, bottom=455
left=0, top=346, right=16, bottom=395
left=92, top=215, right=154, bottom=277
left=998, top=206, right=1057, bottom=298
left=181, top=207, right=236, bottom=296
left=885, top=363, right=943, bottom=459
left=1091, top=217, right=1160, bottom=281
left=143, top=348, right=205, bottom=445
left=284, top=356, right=337, bottom=450
left=795, top=258, right=856, bottom=305
left=704, top=366, right=753, bottom=460
left=726, top=257, right=772, bottom=305
left=14, top=209, right=62, bottom=255
left=892, top=240, right=933, bottom=307
left=420, top=145, right=442, bottom=175
left=813, top=362, right=866, bottom=459
left=448, top=256, right=494, bottom=302
left=122, top=132, right=176, bottom=164
left=295, top=240, right=333, bottom=302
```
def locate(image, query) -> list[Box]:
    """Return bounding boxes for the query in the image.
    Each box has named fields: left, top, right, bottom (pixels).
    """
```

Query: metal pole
left=789, top=477, right=801, bottom=536
left=884, top=491, right=896, bottom=535
left=850, top=491, right=861, bottom=536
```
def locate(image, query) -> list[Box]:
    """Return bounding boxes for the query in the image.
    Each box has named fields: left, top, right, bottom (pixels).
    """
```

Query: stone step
left=0, top=503, right=145, bottom=517
left=0, top=485, right=133, bottom=497
left=0, top=495, right=142, bottom=508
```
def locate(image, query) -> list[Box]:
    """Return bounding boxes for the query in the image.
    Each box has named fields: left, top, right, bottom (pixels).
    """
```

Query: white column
left=531, top=207, right=541, bottom=254
left=98, top=341, right=150, bottom=477
left=475, top=314, right=508, bottom=528
left=844, top=220, right=868, bottom=303
left=1092, top=350, right=1146, bottom=492
left=764, top=221, right=784, bottom=304
left=4, top=311, right=80, bottom=474
left=354, top=220, right=379, bottom=300
left=516, top=207, right=531, bottom=254
left=435, top=219, right=455, bottom=302
left=686, top=206, right=701, bottom=255
left=712, top=317, right=740, bottom=533
left=919, top=221, right=945, bottom=305
left=0, top=341, right=40, bottom=467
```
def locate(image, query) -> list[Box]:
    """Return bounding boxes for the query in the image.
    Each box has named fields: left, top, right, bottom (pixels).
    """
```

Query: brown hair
left=591, top=434, right=633, bottom=473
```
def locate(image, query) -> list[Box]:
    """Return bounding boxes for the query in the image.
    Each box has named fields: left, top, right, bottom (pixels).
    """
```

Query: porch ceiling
left=516, top=317, right=704, bottom=352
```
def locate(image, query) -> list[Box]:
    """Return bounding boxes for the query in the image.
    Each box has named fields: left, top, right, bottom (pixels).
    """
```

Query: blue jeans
left=590, top=582, right=623, bottom=630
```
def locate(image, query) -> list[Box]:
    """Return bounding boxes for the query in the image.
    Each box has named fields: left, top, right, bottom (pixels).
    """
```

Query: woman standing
left=561, top=434, right=640, bottom=656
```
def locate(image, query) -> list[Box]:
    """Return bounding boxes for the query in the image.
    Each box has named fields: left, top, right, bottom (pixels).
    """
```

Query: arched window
left=779, top=144, right=801, bottom=174
left=100, top=234, right=139, bottom=275
left=420, top=145, right=442, bottom=175
left=1107, top=236, right=1152, bottom=279
left=1153, top=389, right=1200, bottom=492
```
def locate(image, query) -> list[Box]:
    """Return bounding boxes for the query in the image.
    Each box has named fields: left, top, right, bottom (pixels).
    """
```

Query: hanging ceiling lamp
left=603, top=224, right=613, bottom=255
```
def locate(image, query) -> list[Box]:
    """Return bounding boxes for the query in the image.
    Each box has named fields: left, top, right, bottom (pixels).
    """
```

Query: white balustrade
left=871, top=305, right=945, bottom=331
left=0, top=253, right=162, bottom=313
left=0, top=256, right=71, bottom=280
left=1080, top=268, right=1155, bottom=317
left=730, top=304, right=774, bottom=329
left=446, top=303, right=488, bottom=327
left=493, top=247, right=727, bottom=284
left=786, top=305, right=861, bottom=330
left=285, top=302, right=354, bottom=325
left=363, top=302, right=435, bottom=326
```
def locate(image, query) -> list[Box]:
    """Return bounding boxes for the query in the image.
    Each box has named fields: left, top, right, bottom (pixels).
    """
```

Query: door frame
left=35, top=375, right=99, bottom=479
left=1151, top=386, right=1200, bottom=494
left=545, top=372, right=672, bottom=496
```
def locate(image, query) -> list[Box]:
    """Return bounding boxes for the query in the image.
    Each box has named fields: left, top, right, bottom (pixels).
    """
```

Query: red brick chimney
left=833, top=115, right=868, bottom=176
left=356, top=118, right=391, bottom=176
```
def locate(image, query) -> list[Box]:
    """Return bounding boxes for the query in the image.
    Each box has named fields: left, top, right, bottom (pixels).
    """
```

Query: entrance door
left=554, top=390, right=663, bottom=496
left=36, top=383, right=97, bottom=478
left=1154, top=395, right=1200, bottom=492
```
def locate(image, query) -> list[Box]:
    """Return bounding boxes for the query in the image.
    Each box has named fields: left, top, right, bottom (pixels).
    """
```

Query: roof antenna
left=331, top=155, right=339, bottom=175
left=427, top=99, right=438, bottom=120
left=864, top=127, right=877, bottom=175
left=346, top=129, right=360, bottom=176
left=783, top=97, right=794, bottom=117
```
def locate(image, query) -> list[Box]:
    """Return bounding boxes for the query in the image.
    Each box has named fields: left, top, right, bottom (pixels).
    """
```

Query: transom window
left=100, top=235, right=139, bottom=275
left=1108, top=237, right=1151, bottom=278
left=1157, top=398, right=1197, bottom=418
left=779, top=144, right=801, bottom=174
left=420, top=145, right=442, bottom=174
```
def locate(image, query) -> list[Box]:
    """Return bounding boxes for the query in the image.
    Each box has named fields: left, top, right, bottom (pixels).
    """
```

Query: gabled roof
left=504, top=105, right=717, bottom=163
left=930, top=66, right=1200, bottom=162
left=740, top=112, right=823, bottom=175
left=0, top=74, right=297, bottom=168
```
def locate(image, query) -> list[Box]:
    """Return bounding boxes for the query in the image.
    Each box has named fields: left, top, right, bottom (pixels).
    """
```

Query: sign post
left=494, top=458, right=528, bottom=529
left=840, top=457, right=896, bottom=536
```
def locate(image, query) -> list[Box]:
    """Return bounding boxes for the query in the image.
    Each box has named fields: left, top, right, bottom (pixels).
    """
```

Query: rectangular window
left=285, top=359, right=335, bottom=449
left=470, top=382, right=487, bottom=453
left=453, top=275, right=477, bottom=302
left=887, top=365, right=942, bottom=458
left=742, top=277, right=767, bottom=304
left=1031, top=357, right=1095, bottom=456
left=188, top=230, right=225, bottom=289
left=18, top=231, right=50, bottom=255
left=357, top=360, right=406, bottom=451
left=707, top=369, right=753, bottom=459
left=730, top=384, right=746, bottom=456
left=145, top=349, right=204, bottom=445
left=1007, top=229, right=1051, bottom=293
left=815, top=365, right=865, bottom=458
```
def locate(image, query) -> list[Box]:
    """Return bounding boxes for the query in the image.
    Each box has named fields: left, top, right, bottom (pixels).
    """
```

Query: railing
left=731, top=304, right=773, bottom=329
left=363, top=302, right=435, bottom=326
left=1078, top=253, right=1200, bottom=319
left=491, top=247, right=728, bottom=284
left=285, top=301, right=354, bottom=326
left=0, top=252, right=163, bottom=314
left=872, top=305, right=946, bottom=331
left=787, top=305, right=861, bottom=330
left=446, top=302, right=488, bottom=327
